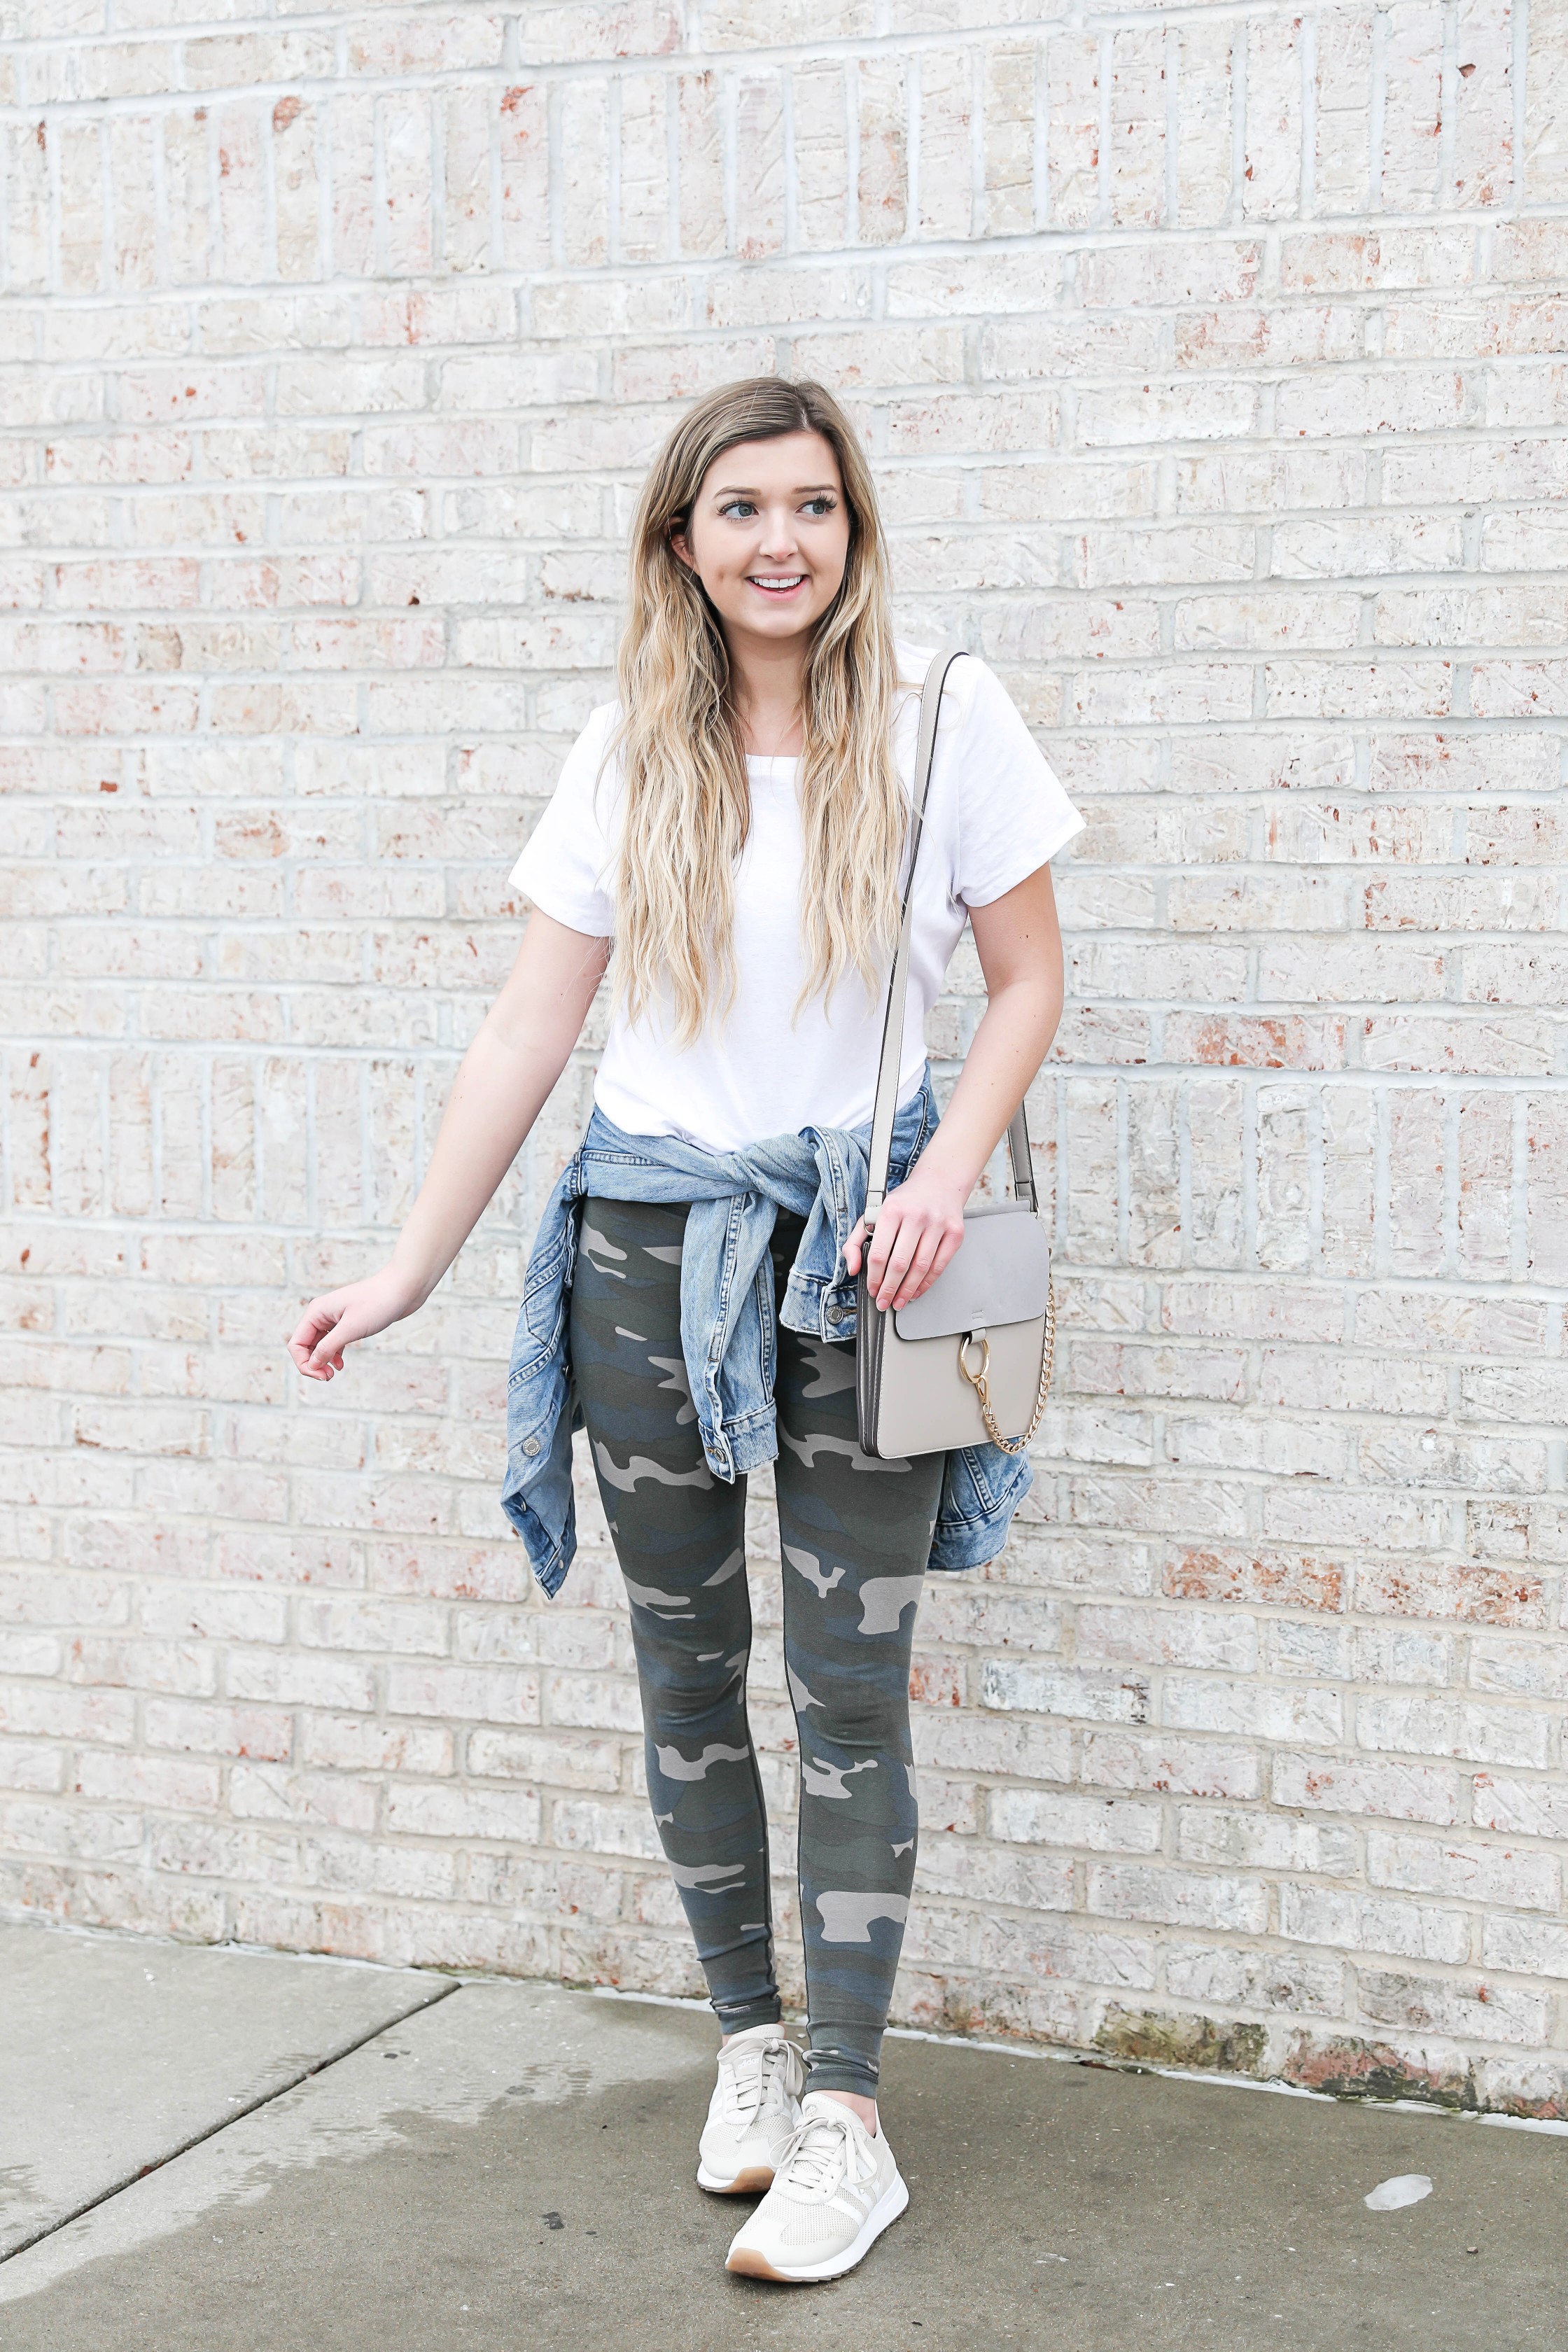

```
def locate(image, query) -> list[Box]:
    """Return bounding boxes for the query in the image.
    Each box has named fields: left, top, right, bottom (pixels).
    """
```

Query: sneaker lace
left=774, top=2108, right=863, bottom=2200
left=720, top=2033, right=797, bottom=2125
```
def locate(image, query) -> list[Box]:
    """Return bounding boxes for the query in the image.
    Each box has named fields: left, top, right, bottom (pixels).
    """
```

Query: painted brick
left=1272, top=1751, right=1460, bottom=1824
left=1471, top=1776, right=1568, bottom=1841
left=990, top=1791, right=1163, bottom=1854
left=1176, top=1807, right=1357, bottom=1875
left=384, top=1783, right=542, bottom=1843
left=468, top=1729, right=622, bottom=1791
left=1279, top=1883, right=1471, bottom=1966
left=1366, top=1832, right=1560, bottom=1912
left=386, top=1665, right=541, bottom=1726
left=298, top=1716, right=454, bottom=1776
left=1081, top=1732, right=1261, bottom=1801
left=1168, top=1942, right=1347, bottom=2015
left=1357, top=1967, right=1548, bottom=2045
left=1480, top=1918, right=1568, bottom=1978
left=1163, top=1677, right=1347, bottom=1746
left=1088, top=1863, right=1269, bottom=1935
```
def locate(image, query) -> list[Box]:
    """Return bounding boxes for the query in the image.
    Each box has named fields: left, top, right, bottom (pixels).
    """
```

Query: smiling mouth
left=747, top=574, right=807, bottom=594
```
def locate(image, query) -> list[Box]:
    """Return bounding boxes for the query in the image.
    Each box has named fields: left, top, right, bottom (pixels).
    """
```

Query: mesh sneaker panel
left=773, top=2200, right=861, bottom=2253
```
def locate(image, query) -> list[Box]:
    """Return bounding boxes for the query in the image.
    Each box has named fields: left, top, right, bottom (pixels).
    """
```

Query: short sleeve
left=508, top=705, right=621, bottom=937
left=944, top=657, right=1084, bottom=909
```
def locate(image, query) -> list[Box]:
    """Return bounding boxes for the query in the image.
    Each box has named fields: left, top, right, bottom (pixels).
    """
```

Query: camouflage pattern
left=569, top=1196, right=945, bottom=2098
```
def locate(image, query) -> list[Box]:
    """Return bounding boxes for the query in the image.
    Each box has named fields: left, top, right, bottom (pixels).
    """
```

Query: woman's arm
left=288, top=910, right=609, bottom=1380
left=844, top=861, right=1064, bottom=1315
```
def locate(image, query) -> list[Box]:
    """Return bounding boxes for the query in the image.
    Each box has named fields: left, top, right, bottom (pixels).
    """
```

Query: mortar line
left=0, top=1975, right=459, bottom=2271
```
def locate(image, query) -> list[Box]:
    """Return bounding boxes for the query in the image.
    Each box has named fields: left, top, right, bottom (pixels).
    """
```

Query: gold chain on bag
left=956, top=1281, right=1056, bottom=1455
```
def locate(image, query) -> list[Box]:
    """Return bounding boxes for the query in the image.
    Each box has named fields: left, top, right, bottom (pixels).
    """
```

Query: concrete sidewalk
left=0, top=1918, right=1560, bottom=2351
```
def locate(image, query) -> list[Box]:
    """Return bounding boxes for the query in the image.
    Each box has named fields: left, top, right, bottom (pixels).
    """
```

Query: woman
left=289, top=377, right=1081, bottom=2284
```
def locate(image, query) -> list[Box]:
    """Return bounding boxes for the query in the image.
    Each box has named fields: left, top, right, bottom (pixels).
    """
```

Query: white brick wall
left=2, top=0, right=1566, bottom=2117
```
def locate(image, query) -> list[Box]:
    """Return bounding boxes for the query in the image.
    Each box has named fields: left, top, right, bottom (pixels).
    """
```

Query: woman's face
left=671, top=430, right=851, bottom=652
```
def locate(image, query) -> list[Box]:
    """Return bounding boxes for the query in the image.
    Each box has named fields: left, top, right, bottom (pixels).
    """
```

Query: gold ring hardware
left=955, top=1281, right=1057, bottom=1455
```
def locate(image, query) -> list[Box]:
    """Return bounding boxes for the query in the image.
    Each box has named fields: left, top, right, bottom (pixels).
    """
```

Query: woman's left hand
left=844, top=1158, right=969, bottom=1313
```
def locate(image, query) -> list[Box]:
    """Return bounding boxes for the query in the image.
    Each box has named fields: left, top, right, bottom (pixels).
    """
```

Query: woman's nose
left=755, top=510, right=799, bottom=559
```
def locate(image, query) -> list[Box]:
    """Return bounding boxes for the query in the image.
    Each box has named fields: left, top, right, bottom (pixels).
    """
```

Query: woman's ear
left=668, top=519, right=694, bottom=569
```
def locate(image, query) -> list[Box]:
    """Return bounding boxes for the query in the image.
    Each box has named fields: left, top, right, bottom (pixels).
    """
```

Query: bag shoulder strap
left=864, top=647, right=1037, bottom=1222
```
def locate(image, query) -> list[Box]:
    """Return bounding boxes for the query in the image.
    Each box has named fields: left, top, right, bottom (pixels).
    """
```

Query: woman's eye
left=720, top=500, right=756, bottom=519
left=803, top=498, right=836, bottom=517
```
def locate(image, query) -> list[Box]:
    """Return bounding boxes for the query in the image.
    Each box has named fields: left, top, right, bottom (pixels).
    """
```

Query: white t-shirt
left=509, top=642, right=1083, bottom=1153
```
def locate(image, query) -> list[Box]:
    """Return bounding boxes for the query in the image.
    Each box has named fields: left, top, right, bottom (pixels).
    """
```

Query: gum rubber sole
left=725, top=2172, right=909, bottom=2283
left=697, top=2162, right=776, bottom=2194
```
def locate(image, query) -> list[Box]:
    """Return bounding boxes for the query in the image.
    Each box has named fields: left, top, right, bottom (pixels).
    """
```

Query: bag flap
left=892, top=1203, right=1051, bottom=1341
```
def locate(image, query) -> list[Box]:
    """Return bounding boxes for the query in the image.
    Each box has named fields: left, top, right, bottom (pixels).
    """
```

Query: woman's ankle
left=811, top=2087, right=878, bottom=2135
left=719, top=2013, right=784, bottom=2047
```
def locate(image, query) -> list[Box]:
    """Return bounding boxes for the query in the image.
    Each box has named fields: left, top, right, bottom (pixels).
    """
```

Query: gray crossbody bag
left=855, top=647, right=1056, bottom=1461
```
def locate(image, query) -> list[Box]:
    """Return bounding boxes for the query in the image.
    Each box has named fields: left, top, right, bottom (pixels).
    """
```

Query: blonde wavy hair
left=607, top=376, right=906, bottom=1048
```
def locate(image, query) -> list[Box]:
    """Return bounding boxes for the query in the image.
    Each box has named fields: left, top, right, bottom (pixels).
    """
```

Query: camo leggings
left=570, top=1196, right=945, bottom=2098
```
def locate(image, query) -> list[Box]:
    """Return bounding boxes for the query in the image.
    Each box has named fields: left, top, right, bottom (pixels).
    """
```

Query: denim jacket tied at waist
left=500, top=1069, right=1033, bottom=1597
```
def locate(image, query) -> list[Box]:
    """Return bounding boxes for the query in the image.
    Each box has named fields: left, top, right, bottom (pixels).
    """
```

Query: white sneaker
left=696, top=2022, right=806, bottom=2194
left=724, top=2090, right=909, bottom=2282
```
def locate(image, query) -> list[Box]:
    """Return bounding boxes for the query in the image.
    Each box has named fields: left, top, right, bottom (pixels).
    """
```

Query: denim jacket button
left=826, top=1304, right=846, bottom=1326
left=522, top=1435, right=541, bottom=1457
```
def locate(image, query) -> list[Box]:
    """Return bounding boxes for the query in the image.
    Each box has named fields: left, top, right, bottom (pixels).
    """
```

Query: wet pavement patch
left=0, top=1919, right=450, bottom=2261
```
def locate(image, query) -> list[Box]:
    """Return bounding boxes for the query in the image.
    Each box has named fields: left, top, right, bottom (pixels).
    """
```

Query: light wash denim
left=500, top=1067, right=1034, bottom=1597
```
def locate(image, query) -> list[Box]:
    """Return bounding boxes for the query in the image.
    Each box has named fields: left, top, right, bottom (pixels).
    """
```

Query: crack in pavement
left=0, top=1977, right=459, bottom=2269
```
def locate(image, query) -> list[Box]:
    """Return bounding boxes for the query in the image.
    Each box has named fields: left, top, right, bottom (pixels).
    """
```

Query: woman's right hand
left=288, top=1265, right=425, bottom=1382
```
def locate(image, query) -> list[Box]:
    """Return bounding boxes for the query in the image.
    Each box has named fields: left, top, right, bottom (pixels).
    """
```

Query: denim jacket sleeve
left=499, top=1147, right=590, bottom=1597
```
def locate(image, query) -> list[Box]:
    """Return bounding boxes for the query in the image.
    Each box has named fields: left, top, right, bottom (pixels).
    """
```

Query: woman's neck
left=727, top=627, right=810, bottom=757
